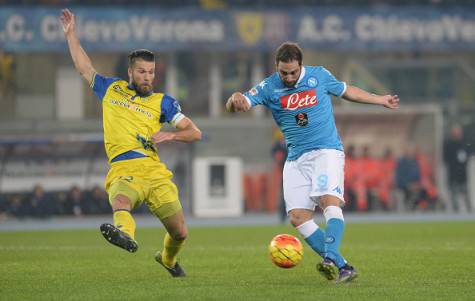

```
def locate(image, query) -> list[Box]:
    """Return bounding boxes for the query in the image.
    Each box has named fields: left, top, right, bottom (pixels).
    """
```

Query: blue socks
left=298, top=220, right=346, bottom=267
left=304, top=227, right=326, bottom=257
left=295, top=206, right=347, bottom=268
left=323, top=205, right=346, bottom=268
left=324, top=218, right=346, bottom=268
left=296, top=220, right=325, bottom=257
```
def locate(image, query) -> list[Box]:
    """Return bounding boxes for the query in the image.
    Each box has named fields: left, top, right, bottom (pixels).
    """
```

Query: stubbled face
left=277, top=60, right=301, bottom=88
left=128, top=59, right=155, bottom=95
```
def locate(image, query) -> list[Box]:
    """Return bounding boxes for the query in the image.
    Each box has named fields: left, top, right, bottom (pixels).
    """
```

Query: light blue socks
left=323, top=206, right=346, bottom=268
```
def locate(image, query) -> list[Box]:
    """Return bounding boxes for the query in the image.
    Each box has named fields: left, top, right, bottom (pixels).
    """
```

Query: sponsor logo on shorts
left=333, top=186, right=342, bottom=195
left=119, top=176, right=134, bottom=183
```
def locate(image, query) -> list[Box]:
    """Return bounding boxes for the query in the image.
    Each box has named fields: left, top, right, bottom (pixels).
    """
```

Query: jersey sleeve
left=91, top=73, right=120, bottom=101
left=159, top=94, right=185, bottom=126
left=321, top=67, right=347, bottom=97
left=243, top=80, right=269, bottom=107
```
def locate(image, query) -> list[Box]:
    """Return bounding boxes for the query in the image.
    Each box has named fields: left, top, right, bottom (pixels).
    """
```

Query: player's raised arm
left=342, top=85, right=399, bottom=109
left=60, top=9, right=96, bottom=85
left=226, top=92, right=251, bottom=113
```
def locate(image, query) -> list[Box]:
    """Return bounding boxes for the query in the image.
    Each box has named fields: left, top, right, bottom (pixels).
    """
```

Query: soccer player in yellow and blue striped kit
left=61, top=9, right=201, bottom=277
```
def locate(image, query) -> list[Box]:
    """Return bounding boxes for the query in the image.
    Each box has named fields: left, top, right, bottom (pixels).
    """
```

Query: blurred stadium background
left=1, top=0, right=475, bottom=226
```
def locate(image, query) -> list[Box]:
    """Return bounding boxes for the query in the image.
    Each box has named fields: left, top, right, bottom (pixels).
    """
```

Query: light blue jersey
left=244, top=66, right=346, bottom=161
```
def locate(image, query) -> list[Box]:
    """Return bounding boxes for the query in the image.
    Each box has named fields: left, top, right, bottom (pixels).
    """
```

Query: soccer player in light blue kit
left=226, top=42, right=399, bottom=284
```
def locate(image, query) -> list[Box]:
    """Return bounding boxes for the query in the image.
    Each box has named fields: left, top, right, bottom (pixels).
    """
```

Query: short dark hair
left=275, top=42, right=303, bottom=65
left=128, top=49, right=155, bottom=67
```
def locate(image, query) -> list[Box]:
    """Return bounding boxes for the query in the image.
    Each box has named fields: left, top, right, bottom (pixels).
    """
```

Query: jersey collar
left=295, top=66, right=306, bottom=87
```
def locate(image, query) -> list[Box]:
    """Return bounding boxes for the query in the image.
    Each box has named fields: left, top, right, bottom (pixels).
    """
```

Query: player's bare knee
left=288, top=209, right=314, bottom=227
left=289, top=217, right=301, bottom=228
left=289, top=213, right=306, bottom=228
left=170, top=228, right=187, bottom=241
left=168, top=223, right=188, bottom=241
left=319, top=195, right=341, bottom=209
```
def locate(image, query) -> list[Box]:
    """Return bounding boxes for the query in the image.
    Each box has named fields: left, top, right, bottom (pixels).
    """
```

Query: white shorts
left=283, top=149, right=345, bottom=213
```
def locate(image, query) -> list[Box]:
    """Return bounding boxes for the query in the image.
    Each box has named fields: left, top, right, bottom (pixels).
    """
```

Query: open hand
left=60, top=9, right=76, bottom=35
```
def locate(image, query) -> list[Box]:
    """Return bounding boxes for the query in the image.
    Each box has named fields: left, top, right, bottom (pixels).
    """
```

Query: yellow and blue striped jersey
left=91, top=73, right=184, bottom=163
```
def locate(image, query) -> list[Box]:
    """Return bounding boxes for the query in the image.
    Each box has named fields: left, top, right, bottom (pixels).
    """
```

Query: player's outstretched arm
left=151, top=117, right=202, bottom=145
left=226, top=92, right=250, bottom=113
left=342, top=85, right=399, bottom=109
left=60, top=9, right=96, bottom=85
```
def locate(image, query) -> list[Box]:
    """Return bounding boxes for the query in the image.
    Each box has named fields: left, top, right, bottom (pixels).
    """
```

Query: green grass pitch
left=1, top=221, right=474, bottom=301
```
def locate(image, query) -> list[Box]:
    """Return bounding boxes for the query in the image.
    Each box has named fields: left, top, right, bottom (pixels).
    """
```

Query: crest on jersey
left=307, top=77, right=318, bottom=88
left=112, top=84, right=134, bottom=98
left=236, top=13, right=263, bottom=46
left=249, top=88, right=258, bottom=96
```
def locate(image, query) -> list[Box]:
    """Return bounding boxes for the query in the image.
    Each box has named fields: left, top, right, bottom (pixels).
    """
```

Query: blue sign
left=0, top=7, right=474, bottom=52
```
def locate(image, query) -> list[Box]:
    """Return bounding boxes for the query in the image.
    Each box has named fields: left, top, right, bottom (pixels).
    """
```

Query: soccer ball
left=268, top=234, right=303, bottom=268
